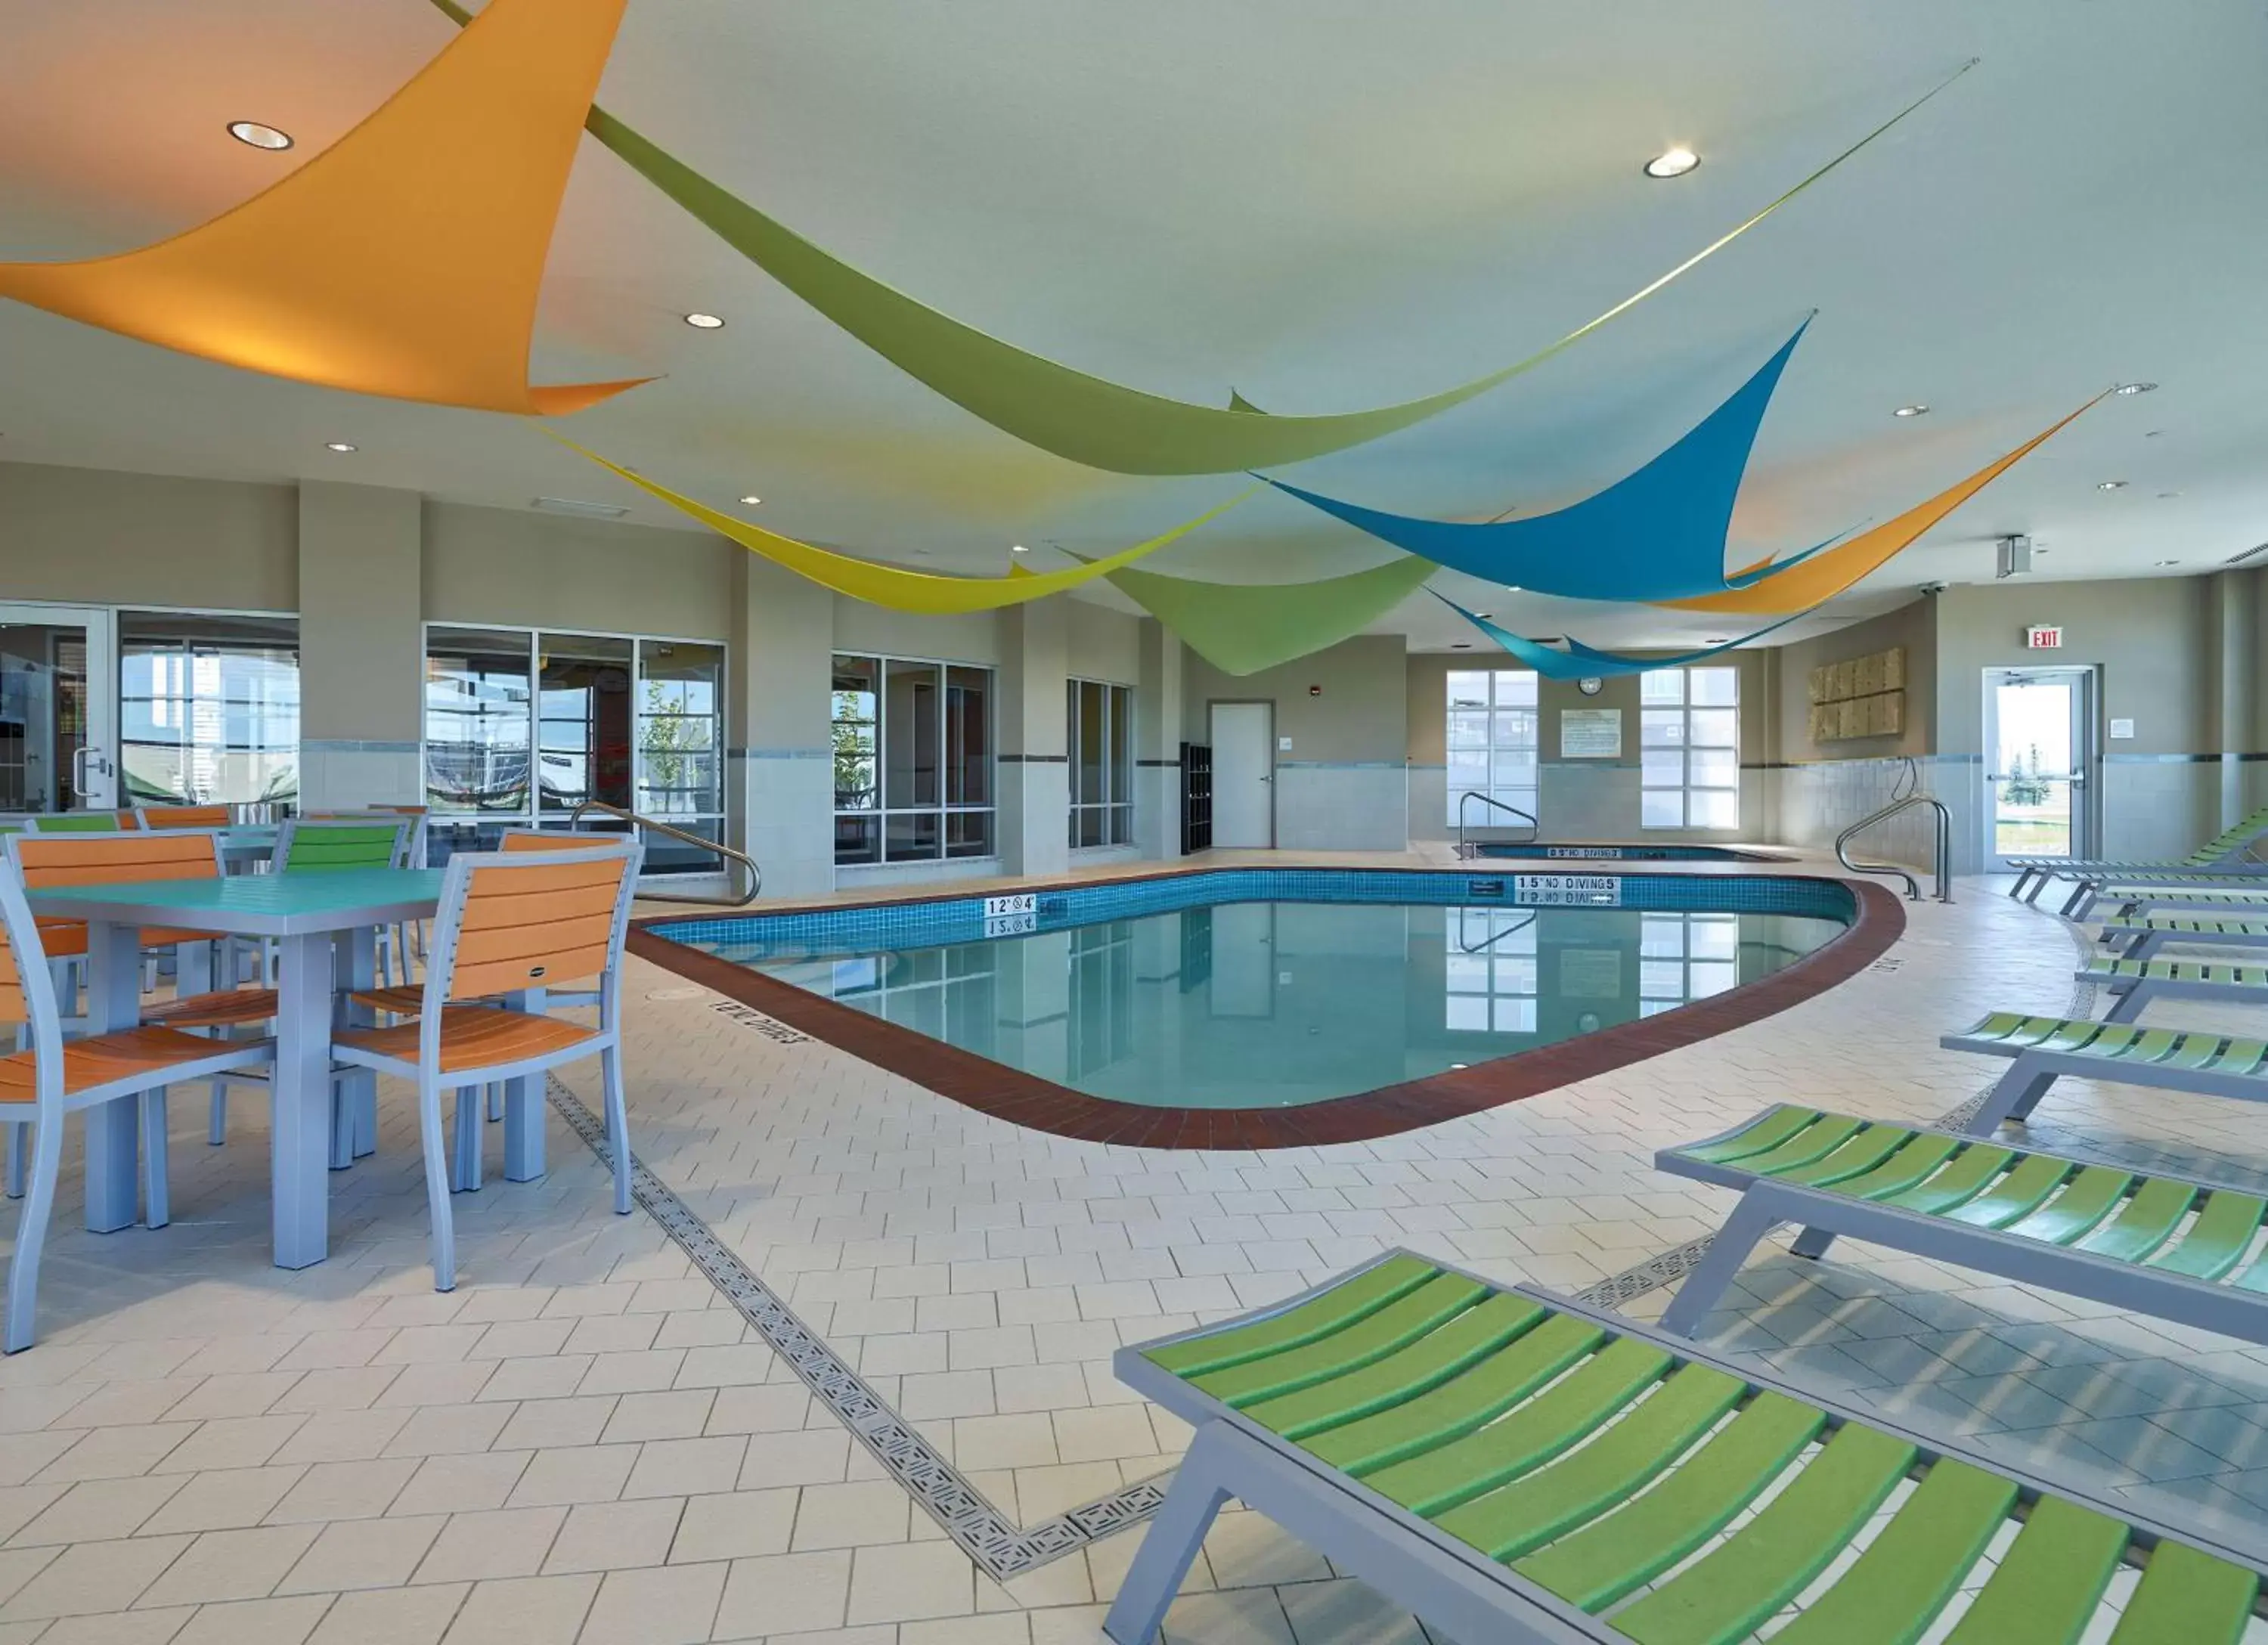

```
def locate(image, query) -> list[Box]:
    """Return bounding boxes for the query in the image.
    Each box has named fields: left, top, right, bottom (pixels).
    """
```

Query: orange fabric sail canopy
left=1659, top=395, right=2106, bottom=615
left=0, top=0, right=647, bottom=414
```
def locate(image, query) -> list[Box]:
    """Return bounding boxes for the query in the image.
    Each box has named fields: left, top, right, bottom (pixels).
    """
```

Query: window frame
left=1445, top=668, right=1539, bottom=829
left=420, top=621, right=728, bottom=871
left=1067, top=677, right=1136, bottom=850
left=116, top=608, right=302, bottom=809
left=1639, top=665, right=1740, bottom=831
left=831, top=649, right=997, bottom=867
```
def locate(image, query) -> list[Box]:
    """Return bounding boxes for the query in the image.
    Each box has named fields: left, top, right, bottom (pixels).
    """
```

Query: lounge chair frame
left=1653, top=1109, right=2268, bottom=1344
left=1105, top=1249, right=2265, bottom=1645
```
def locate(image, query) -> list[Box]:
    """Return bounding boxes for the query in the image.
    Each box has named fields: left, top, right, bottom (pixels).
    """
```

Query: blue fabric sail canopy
left=1434, top=593, right=1805, bottom=679
left=1269, top=321, right=1815, bottom=603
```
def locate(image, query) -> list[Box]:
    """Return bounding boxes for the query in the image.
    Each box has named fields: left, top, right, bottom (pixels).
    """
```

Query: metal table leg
left=271, top=931, right=334, bottom=1269
left=81, top=921, right=141, bottom=1233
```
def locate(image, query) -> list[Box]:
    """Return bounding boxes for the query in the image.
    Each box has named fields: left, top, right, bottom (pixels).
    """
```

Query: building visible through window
left=832, top=653, right=993, bottom=865
left=119, top=612, right=300, bottom=807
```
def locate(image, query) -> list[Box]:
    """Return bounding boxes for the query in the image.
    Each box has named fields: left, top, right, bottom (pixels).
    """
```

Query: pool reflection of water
left=737, top=903, right=1844, bottom=1111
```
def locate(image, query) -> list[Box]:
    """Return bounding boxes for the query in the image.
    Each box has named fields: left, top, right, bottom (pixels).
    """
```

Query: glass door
left=0, top=606, right=116, bottom=816
left=1984, top=667, right=2095, bottom=870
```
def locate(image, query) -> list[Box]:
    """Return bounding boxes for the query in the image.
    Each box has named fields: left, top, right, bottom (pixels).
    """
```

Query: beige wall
left=1184, top=635, right=1408, bottom=761
left=0, top=460, right=296, bottom=612
left=1775, top=596, right=1936, bottom=763
left=1067, top=602, right=1142, bottom=686
left=420, top=500, right=736, bottom=640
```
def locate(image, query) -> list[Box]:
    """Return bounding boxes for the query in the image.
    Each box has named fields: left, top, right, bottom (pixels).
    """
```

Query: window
left=833, top=653, right=993, bottom=865
left=1444, top=909, right=1538, bottom=1034
left=1446, top=669, right=1538, bottom=827
left=1638, top=914, right=1741, bottom=1015
left=1067, top=680, right=1134, bottom=848
left=423, top=627, right=726, bottom=873
left=1641, top=666, right=1739, bottom=829
left=119, top=613, right=300, bottom=807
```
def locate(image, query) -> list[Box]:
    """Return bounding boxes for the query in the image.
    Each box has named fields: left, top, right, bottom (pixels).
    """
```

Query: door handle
left=70, top=745, right=89, bottom=795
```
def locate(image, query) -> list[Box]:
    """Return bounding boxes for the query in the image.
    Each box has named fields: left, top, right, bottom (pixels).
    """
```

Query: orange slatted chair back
left=0, top=895, right=30, bottom=1028
left=495, top=830, right=621, bottom=853
left=14, top=832, right=221, bottom=891
left=446, top=851, right=633, bottom=1002
left=141, top=805, right=232, bottom=829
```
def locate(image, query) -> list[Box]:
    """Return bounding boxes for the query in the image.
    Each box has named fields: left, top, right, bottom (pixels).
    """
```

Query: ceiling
left=3, top=0, right=2264, bottom=652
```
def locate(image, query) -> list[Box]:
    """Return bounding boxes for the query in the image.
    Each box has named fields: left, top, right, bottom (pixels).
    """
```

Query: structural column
left=296, top=481, right=423, bottom=807
left=2209, top=570, right=2253, bottom=829
left=729, top=555, right=836, bottom=899
left=996, top=599, right=1070, bottom=878
left=1134, top=617, right=1185, bottom=860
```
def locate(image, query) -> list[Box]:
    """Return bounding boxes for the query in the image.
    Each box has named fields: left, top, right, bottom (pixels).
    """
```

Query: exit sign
left=2026, top=625, right=2063, bottom=649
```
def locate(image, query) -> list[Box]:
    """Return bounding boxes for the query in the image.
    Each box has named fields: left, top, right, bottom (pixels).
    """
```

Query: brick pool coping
left=626, top=866, right=1907, bottom=1150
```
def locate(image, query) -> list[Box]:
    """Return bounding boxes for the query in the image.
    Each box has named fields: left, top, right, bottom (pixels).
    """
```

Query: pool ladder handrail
left=567, top=799, right=763, bottom=906
left=1457, top=790, right=1540, bottom=860
left=1836, top=791, right=1954, bottom=903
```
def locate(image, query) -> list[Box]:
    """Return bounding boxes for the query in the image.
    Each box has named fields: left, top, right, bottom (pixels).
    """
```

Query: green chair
left=1653, top=1104, right=2268, bottom=1343
left=1942, top=1010, right=2268, bottom=1131
left=2077, top=954, right=2268, bottom=1023
left=1107, top=1251, right=2264, bottom=1645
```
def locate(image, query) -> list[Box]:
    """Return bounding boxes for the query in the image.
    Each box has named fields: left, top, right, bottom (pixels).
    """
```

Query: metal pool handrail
left=1836, top=791, right=1954, bottom=903
left=1457, top=791, right=1540, bottom=859
left=568, top=800, right=762, bottom=906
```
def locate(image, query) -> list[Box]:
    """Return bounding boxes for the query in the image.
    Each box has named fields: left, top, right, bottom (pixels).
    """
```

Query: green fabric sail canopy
left=1095, top=555, right=1439, bottom=675
left=430, top=0, right=1971, bottom=475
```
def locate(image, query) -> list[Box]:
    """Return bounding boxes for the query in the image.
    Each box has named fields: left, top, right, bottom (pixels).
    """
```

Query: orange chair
left=137, top=805, right=233, bottom=830
left=8, top=832, right=266, bottom=1159
left=0, top=863, right=273, bottom=1349
left=333, top=841, right=641, bottom=1290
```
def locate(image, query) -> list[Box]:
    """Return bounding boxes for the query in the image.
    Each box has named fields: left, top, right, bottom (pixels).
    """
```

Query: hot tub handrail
left=1836, top=790, right=1954, bottom=904
left=1458, top=791, right=1540, bottom=859
left=1455, top=908, right=1538, bottom=955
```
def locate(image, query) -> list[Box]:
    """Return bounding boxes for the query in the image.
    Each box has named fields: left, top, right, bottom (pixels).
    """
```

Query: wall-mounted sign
left=1560, top=708, right=1623, bottom=759
left=2109, top=717, right=2136, bottom=740
left=2025, top=625, right=2063, bottom=649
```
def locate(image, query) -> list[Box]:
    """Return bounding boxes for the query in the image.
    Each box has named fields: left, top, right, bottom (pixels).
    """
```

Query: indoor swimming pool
left=649, top=869, right=1854, bottom=1111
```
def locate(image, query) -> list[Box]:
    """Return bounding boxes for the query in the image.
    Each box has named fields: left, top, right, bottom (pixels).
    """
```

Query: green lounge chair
left=1107, top=1250, right=2265, bottom=1645
left=2078, top=955, right=2268, bottom=1024
left=1652, top=1105, right=2268, bottom=1345
left=2100, top=914, right=2268, bottom=963
left=2066, top=881, right=2268, bottom=924
left=2006, top=804, right=2268, bottom=908
left=1941, top=1011, right=2268, bottom=1131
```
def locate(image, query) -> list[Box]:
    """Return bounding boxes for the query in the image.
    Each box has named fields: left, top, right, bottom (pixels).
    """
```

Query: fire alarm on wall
left=1308, top=684, right=1322, bottom=697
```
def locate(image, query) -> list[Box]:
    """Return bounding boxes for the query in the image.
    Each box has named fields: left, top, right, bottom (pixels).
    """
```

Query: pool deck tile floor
left=0, top=845, right=2265, bottom=1643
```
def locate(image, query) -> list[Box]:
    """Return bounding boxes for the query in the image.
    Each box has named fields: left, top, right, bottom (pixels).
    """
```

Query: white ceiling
left=3, top=0, right=2264, bottom=652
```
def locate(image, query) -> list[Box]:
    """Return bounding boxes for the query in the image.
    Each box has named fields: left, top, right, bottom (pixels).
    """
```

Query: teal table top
left=28, top=868, right=444, bottom=937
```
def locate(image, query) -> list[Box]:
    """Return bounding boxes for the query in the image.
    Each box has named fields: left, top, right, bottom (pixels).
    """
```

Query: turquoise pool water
left=665, top=871, right=1850, bottom=1110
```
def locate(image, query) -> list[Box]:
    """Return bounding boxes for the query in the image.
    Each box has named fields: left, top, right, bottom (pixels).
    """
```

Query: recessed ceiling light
left=323, top=441, right=356, bottom=453
left=2116, top=382, right=2158, bottom=395
left=1452, top=642, right=1473, bottom=649
left=1011, top=544, right=1029, bottom=553
left=1893, top=404, right=1929, bottom=418
left=226, top=120, right=293, bottom=150
left=1473, top=611, right=1493, bottom=620
left=2156, top=559, right=2180, bottom=566
left=738, top=494, right=761, bottom=506
left=682, top=312, right=725, bottom=330
left=2096, top=480, right=2127, bottom=490
left=1644, top=147, right=1700, bottom=179
left=1706, top=638, right=1729, bottom=645
left=1448, top=1063, right=1470, bottom=1070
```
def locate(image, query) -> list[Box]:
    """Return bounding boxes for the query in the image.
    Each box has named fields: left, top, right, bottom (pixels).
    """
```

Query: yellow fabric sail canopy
left=559, top=438, right=1251, bottom=613
left=1659, top=396, right=2105, bottom=615
left=0, top=0, right=648, bottom=414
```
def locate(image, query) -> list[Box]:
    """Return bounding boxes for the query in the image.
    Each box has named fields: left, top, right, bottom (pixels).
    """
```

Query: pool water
left=668, top=874, right=1848, bottom=1110
left=1473, top=843, right=1772, bottom=862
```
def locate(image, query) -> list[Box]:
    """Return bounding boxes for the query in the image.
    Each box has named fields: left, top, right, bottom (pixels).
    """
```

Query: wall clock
left=1577, top=677, right=1604, bottom=695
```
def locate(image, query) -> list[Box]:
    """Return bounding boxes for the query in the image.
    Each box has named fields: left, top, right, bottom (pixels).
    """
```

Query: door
left=0, top=606, right=116, bottom=815
left=1984, top=667, right=2095, bottom=870
left=1209, top=701, right=1274, bottom=847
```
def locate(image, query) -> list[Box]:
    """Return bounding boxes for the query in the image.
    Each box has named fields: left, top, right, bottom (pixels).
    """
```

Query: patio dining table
left=22, top=867, right=544, bottom=1269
